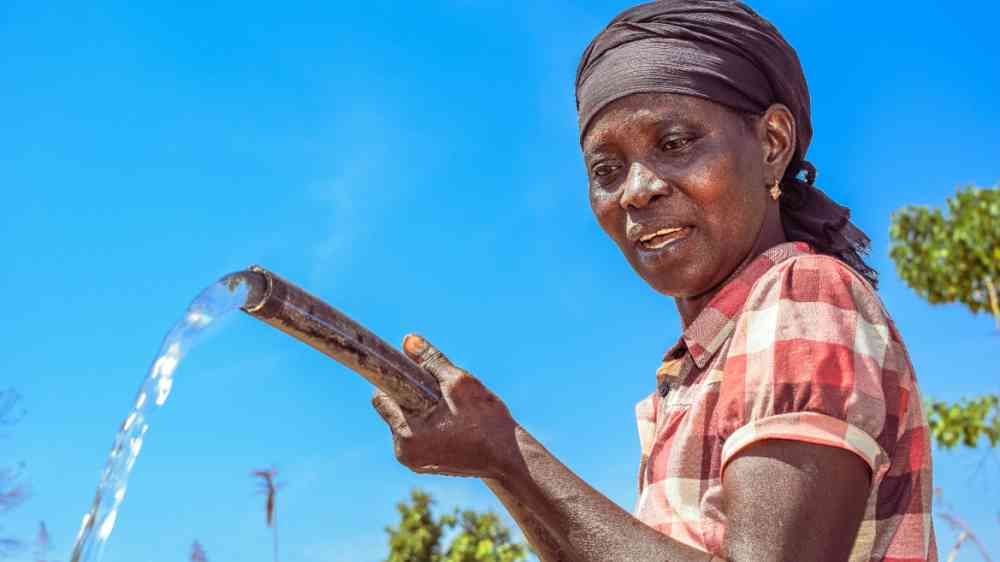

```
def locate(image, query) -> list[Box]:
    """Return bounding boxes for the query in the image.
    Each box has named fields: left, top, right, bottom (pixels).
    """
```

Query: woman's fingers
left=403, top=334, right=462, bottom=385
left=373, top=389, right=429, bottom=469
left=371, top=389, right=409, bottom=436
left=374, top=334, right=516, bottom=479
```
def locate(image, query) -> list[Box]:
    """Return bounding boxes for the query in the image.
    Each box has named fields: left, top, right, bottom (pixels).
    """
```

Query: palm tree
left=190, top=540, right=208, bottom=562
left=252, top=468, right=282, bottom=562
left=0, top=389, right=27, bottom=557
left=34, top=521, right=50, bottom=562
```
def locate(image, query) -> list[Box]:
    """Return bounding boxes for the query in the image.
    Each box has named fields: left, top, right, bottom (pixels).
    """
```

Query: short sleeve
left=717, top=254, right=893, bottom=476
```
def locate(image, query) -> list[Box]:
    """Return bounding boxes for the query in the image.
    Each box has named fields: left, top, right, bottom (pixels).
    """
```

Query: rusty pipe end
left=243, top=265, right=274, bottom=313
left=224, top=265, right=272, bottom=313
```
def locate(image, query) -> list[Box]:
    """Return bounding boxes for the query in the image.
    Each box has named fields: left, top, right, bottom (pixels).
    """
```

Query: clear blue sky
left=2, top=1, right=998, bottom=560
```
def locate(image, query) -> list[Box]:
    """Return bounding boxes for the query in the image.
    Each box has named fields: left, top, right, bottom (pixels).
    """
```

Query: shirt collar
left=663, top=242, right=813, bottom=371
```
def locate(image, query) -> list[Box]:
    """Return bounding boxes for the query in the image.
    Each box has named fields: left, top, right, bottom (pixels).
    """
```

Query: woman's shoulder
left=743, top=248, right=893, bottom=333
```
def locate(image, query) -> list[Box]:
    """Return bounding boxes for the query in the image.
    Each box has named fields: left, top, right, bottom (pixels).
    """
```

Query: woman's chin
left=629, top=244, right=716, bottom=297
left=634, top=264, right=711, bottom=299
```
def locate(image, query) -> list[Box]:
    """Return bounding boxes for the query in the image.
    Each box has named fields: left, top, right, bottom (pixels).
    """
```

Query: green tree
left=385, top=490, right=448, bottom=562
left=384, top=489, right=529, bottom=562
left=890, top=185, right=999, bottom=450
left=924, top=395, right=999, bottom=450
left=443, top=509, right=529, bottom=562
left=890, top=185, right=999, bottom=328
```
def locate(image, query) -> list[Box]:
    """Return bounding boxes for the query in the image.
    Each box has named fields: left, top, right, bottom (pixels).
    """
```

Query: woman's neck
left=675, top=206, right=786, bottom=327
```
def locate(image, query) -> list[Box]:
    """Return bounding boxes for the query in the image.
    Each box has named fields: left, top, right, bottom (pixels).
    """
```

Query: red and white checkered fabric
left=634, top=242, right=937, bottom=561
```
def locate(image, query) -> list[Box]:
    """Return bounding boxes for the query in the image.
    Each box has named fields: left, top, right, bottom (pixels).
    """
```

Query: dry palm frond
left=0, top=536, right=22, bottom=557
left=0, top=465, right=28, bottom=557
left=0, top=390, right=28, bottom=558
left=934, top=488, right=993, bottom=562
left=0, top=388, right=24, bottom=429
left=190, top=540, right=208, bottom=562
left=0, top=467, right=28, bottom=513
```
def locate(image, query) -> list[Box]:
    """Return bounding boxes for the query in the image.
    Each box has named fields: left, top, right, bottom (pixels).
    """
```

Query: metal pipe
left=228, top=265, right=441, bottom=414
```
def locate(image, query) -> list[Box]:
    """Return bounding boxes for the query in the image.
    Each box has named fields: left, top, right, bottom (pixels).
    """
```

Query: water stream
left=69, top=274, right=251, bottom=562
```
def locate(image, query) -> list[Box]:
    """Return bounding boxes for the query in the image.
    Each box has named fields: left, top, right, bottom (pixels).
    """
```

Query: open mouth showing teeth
left=639, top=226, right=690, bottom=250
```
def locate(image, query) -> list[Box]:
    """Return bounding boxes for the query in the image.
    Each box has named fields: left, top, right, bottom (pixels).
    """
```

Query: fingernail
left=403, top=334, right=427, bottom=356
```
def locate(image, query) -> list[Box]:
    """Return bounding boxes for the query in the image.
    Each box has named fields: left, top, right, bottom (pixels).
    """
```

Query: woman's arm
left=482, top=478, right=570, bottom=562
left=372, top=335, right=870, bottom=562
left=722, top=440, right=870, bottom=561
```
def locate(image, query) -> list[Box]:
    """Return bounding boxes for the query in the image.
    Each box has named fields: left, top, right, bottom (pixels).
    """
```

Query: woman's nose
left=620, top=162, right=670, bottom=209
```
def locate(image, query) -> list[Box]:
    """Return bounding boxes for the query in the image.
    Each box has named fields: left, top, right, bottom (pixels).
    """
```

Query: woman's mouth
left=638, top=226, right=691, bottom=250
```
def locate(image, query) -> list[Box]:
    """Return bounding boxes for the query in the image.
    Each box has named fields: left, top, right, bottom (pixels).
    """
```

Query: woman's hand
left=371, top=334, right=520, bottom=480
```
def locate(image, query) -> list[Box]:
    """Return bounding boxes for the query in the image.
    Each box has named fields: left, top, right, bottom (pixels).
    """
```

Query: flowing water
left=69, top=274, right=251, bottom=562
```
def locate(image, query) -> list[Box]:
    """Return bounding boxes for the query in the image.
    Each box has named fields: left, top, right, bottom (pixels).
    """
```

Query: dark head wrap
left=575, top=0, right=877, bottom=287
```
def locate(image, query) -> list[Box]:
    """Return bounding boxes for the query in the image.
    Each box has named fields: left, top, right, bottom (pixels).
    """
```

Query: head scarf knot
left=575, top=0, right=877, bottom=287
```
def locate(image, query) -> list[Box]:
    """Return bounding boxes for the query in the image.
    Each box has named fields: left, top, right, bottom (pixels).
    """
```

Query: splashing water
left=69, top=274, right=252, bottom=562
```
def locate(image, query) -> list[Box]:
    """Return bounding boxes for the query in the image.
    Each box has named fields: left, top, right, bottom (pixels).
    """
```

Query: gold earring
left=769, top=179, right=782, bottom=201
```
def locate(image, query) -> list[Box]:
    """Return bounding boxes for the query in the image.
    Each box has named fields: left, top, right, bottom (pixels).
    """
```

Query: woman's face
left=582, top=93, right=771, bottom=298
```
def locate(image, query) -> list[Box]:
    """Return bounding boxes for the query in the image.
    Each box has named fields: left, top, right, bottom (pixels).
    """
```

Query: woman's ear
left=759, top=103, right=796, bottom=180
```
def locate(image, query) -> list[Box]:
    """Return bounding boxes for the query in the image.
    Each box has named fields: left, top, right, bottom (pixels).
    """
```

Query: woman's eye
left=593, top=164, right=620, bottom=178
left=660, top=137, right=692, bottom=151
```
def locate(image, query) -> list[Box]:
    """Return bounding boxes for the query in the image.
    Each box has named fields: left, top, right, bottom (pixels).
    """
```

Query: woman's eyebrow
left=583, top=139, right=616, bottom=158
left=654, top=112, right=702, bottom=131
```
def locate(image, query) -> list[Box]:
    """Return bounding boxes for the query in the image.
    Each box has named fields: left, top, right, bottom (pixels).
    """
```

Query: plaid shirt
left=634, top=242, right=937, bottom=561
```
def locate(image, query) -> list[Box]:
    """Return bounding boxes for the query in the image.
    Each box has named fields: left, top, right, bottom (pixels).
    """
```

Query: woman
left=372, top=1, right=936, bottom=560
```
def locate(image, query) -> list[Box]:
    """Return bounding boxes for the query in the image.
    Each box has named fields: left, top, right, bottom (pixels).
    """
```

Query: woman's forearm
left=495, top=426, right=716, bottom=562
left=483, top=478, right=570, bottom=562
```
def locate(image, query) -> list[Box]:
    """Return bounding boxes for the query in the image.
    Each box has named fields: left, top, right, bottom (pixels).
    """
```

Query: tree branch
left=984, top=276, right=1000, bottom=331
left=934, top=489, right=994, bottom=562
